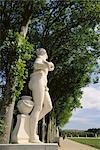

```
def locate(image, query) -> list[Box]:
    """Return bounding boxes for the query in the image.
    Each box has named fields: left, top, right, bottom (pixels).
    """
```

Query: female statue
left=28, top=48, right=54, bottom=143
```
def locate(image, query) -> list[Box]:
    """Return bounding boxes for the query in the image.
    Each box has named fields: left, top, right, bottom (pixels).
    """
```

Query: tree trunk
left=42, top=117, right=46, bottom=142
left=20, top=20, right=31, bottom=38
left=46, top=114, right=58, bottom=143
left=0, top=101, right=15, bottom=143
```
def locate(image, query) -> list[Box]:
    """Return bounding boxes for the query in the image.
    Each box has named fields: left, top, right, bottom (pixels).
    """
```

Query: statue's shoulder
left=34, top=58, right=42, bottom=64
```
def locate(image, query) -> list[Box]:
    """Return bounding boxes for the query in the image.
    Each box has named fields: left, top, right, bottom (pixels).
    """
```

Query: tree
left=28, top=0, right=100, bottom=127
left=0, top=0, right=100, bottom=143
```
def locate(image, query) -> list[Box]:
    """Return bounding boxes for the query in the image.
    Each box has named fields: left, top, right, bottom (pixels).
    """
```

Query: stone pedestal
left=11, top=115, right=30, bottom=143
left=0, top=144, right=58, bottom=150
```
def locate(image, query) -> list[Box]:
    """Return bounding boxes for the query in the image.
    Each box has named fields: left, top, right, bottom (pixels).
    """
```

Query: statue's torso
left=29, top=58, right=49, bottom=90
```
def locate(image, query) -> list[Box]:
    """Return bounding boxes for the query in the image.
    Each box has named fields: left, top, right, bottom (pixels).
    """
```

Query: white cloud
left=81, top=86, right=100, bottom=110
left=63, top=85, right=100, bottom=130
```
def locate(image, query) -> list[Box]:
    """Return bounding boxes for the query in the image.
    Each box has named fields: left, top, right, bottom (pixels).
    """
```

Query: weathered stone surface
left=0, top=143, right=58, bottom=150
left=28, top=48, right=54, bottom=143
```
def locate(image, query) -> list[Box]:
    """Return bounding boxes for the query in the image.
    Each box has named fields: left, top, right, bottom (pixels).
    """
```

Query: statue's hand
left=45, top=86, right=49, bottom=91
left=48, top=62, right=54, bottom=71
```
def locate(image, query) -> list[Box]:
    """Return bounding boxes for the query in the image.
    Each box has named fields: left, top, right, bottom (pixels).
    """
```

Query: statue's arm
left=42, top=61, right=54, bottom=71
left=48, top=62, right=54, bottom=71
left=34, top=58, right=48, bottom=70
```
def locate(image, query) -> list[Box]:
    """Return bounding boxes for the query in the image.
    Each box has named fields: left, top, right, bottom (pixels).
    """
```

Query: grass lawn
left=69, top=138, right=100, bottom=149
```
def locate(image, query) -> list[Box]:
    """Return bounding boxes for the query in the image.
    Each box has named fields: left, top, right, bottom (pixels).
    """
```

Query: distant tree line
left=60, top=128, right=100, bottom=138
left=86, top=128, right=100, bottom=137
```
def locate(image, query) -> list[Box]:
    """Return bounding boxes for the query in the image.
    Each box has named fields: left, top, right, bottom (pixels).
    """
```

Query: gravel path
left=58, top=138, right=99, bottom=150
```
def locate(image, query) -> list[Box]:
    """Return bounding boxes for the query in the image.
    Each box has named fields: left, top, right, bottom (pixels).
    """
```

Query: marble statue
left=28, top=48, right=54, bottom=143
left=11, top=48, right=54, bottom=144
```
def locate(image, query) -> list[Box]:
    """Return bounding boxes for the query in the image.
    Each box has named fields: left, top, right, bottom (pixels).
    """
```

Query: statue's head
left=36, top=48, right=48, bottom=59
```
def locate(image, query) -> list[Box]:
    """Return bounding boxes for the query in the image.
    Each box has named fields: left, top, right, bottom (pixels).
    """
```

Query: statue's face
left=37, top=52, right=48, bottom=60
left=36, top=48, right=48, bottom=60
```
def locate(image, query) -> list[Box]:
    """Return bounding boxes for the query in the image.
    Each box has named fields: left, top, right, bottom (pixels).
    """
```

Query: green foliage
left=28, top=0, right=99, bottom=126
left=0, top=31, right=35, bottom=103
left=11, top=33, right=35, bottom=98
left=0, top=0, right=45, bottom=43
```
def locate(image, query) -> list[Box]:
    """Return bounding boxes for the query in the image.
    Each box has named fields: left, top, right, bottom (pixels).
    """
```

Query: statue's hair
left=36, top=48, right=47, bottom=56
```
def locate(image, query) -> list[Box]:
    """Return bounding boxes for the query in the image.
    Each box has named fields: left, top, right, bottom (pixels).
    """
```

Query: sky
left=63, top=82, right=100, bottom=130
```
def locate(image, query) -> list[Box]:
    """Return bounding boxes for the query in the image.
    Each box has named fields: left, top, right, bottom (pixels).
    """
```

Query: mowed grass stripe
left=69, top=138, right=100, bottom=149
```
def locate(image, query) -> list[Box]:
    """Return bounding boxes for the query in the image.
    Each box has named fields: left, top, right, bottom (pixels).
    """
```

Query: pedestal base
left=11, top=115, right=30, bottom=143
left=0, top=143, right=58, bottom=150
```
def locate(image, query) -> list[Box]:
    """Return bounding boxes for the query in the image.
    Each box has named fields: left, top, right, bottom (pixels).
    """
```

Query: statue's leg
left=39, top=91, right=53, bottom=121
left=29, top=82, right=45, bottom=142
